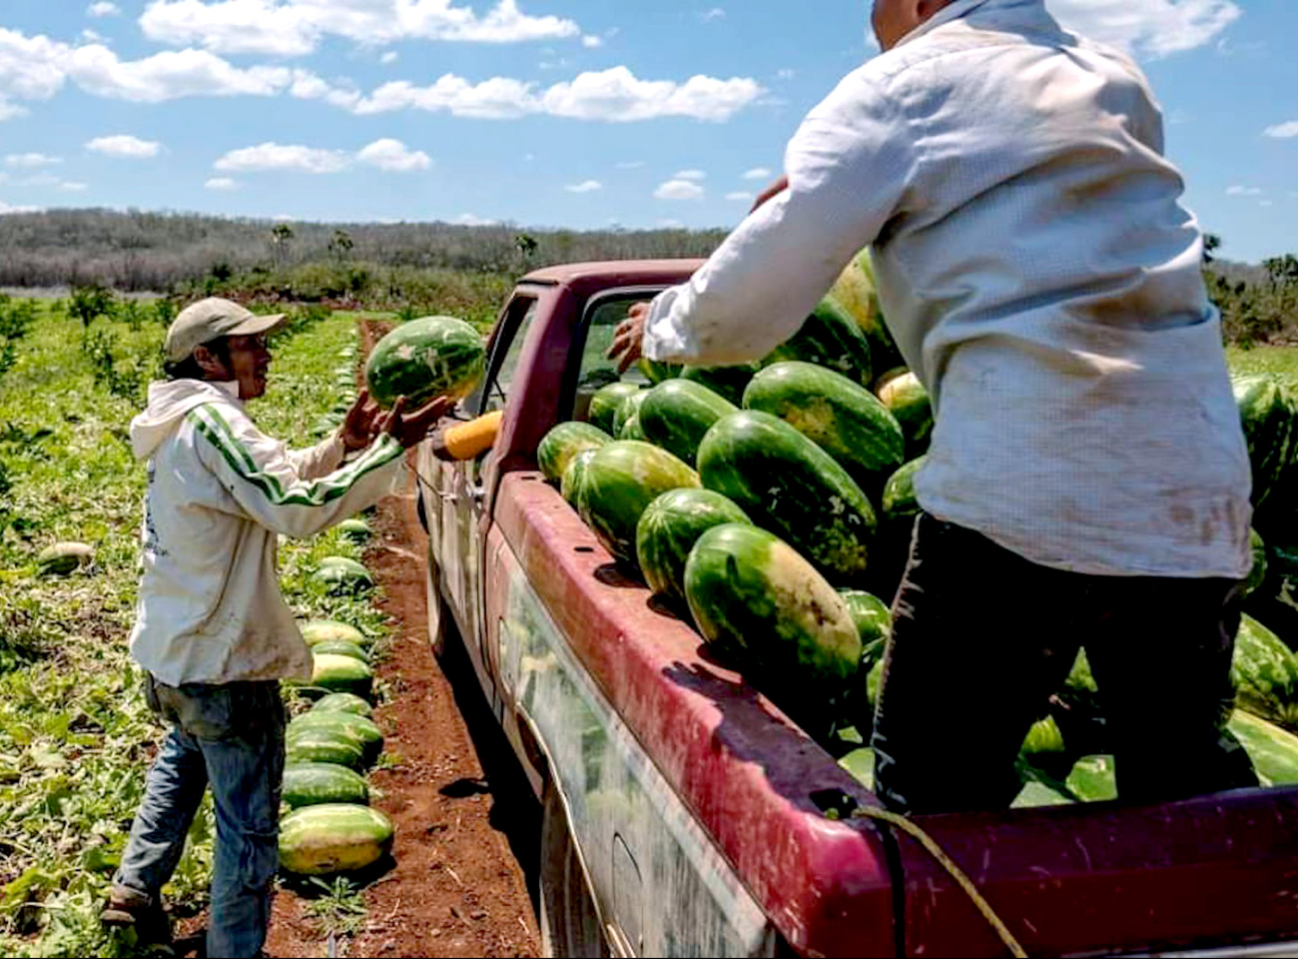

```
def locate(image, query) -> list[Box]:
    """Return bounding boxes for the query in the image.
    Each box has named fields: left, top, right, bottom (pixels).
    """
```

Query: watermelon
left=587, top=382, right=642, bottom=435
left=301, top=620, right=368, bottom=649
left=312, top=692, right=374, bottom=718
left=635, top=489, right=751, bottom=605
left=881, top=457, right=925, bottom=526
left=285, top=729, right=366, bottom=769
left=36, top=542, right=94, bottom=576
left=638, top=358, right=681, bottom=384
left=1246, top=528, right=1268, bottom=599
left=761, top=299, right=872, bottom=387
left=1232, top=614, right=1298, bottom=730
left=338, top=518, right=371, bottom=543
left=311, top=653, right=374, bottom=698
left=684, top=523, right=862, bottom=736
left=1227, top=710, right=1298, bottom=786
left=639, top=380, right=738, bottom=468
left=612, top=391, right=649, bottom=438
left=697, top=411, right=876, bottom=585
left=1232, top=373, right=1298, bottom=514
left=618, top=414, right=648, bottom=441
left=838, top=590, right=890, bottom=652
left=876, top=371, right=933, bottom=459
left=310, top=640, right=369, bottom=663
left=828, top=248, right=901, bottom=371
left=1066, top=755, right=1117, bottom=802
left=579, top=441, right=699, bottom=566
left=282, top=762, right=370, bottom=810
left=742, top=361, right=904, bottom=495
left=560, top=447, right=597, bottom=509
left=537, top=422, right=611, bottom=484
left=279, top=804, right=394, bottom=876
left=680, top=363, right=761, bottom=407
left=838, top=747, right=875, bottom=791
left=289, top=712, right=384, bottom=764
left=364, top=315, right=486, bottom=408
left=1020, top=716, right=1066, bottom=756
left=311, top=557, right=373, bottom=594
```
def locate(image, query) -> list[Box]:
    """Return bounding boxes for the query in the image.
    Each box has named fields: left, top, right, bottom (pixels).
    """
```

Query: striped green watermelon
left=579, top=441, right=700, bottom=566
left=838, top=590, right=890, bottom=652
left=1246, top=528, right=1268, bottom=598
left=742, top=361, right=904, bottom=496
left=312, top=557, right=373, bottom=594
left=301, top=621, right=368, bottom=649
left=560, top=448, right=598, bottom=508
left=538, top=422, right=611, bottom=484
left=1066, top=756, right=1117, bottom=803
left=312, top=692, right=374, bottom=718
left=310, top=640, right=369, bottom=663
left=364, top=316, right=485, bottom=408
left=338, top=518, right=371, bottom=543
left=680, top=363, right=760, bottom=407
left=1233, top=373, right=1298, bottom=514
left=684, top=523, right=862, bottom=736
left=289, top=711, right=384, bottom=764
left=285, top=729, right=366, bottom=769
left=1233, top=614, right=1298, bottom=731
left=311, top=653, right=374, bottom=698
left=279, top=804, right=394, bottom=876
left=639, top=380, right=737, bottom=468
left=619, top=414, right=647, bottom=441
left=1227, top=710, right=1298, bottom=786
left=635, top=489, right=751, bottom=605
left=282, top=762, right=370, bottom=810
left=612, top=391, right=650, bottom=437
left=762, top=299, right=872, bottom=387
left=827, top=248, right=901, bottom=372
left=638, top=358, right=681, bottom=384
left=36, top=542, right=94, bottom=577
left=876, top=370, right=933, bottom=459
left=587, top=382, right=642, bottom=435
left=882, top=457, right=925, bottom=526
left=697, top=411, right=876, bottom=586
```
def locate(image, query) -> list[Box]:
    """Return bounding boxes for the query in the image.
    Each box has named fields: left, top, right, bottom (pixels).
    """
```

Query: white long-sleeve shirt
left=127, top=379, right=406, bottom=686
left=642, top=0, right=1251, bottom=578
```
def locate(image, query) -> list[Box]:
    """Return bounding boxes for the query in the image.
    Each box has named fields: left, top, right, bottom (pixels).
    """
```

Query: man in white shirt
left=609, top=0, right=1257, bottom=812
left=102, top=298, right=448, bottom=955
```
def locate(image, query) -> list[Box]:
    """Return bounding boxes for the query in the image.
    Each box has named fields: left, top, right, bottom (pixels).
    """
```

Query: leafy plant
left=68, top=285, right=117, bottom=328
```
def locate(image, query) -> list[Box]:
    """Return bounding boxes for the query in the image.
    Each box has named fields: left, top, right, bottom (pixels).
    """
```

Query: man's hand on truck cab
left=608, top=301, right=649, bottom=374
left=378, top=394, right=457, bottom=448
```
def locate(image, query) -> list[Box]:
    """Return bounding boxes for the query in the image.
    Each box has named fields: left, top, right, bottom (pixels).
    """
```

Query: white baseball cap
left=164, top=297, right=286, bottom=363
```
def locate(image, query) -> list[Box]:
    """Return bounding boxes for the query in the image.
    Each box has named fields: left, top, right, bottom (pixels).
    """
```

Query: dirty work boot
left=101, top=883, right=174, bottom=952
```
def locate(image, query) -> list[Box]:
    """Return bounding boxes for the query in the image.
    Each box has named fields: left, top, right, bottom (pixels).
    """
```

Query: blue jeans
left=115, top=676, right=286, bottom=958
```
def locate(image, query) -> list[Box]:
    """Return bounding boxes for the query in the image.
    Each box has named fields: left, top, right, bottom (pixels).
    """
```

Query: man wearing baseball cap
left=102, top=297, right=448, bottom=957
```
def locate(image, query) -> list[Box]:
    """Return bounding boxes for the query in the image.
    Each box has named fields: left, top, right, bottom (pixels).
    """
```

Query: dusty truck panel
left=486, top=518, right=773, bottom=956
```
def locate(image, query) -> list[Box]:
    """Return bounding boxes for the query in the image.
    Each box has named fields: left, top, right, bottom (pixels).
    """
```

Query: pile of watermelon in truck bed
left=413, top=258, right=1298, bottom=957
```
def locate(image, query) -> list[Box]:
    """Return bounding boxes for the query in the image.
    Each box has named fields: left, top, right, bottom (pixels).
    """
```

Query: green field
left=0, top=300, right=397, bottom=957
left=1226, top=345, right=1298, bottom=383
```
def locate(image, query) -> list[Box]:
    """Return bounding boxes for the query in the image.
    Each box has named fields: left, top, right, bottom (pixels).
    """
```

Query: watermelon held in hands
left=579, top=441, right=700, bottom=567
left=697, top=410, right=876, bottom=586
left=587, top=383, right=642, bottom=435
left=636, top=488, right=751, bottom=605
left=364, top=316, right=486, bottom=409
left=538, top=422, right=612, bottom=484
left=742, top=361, right=904, bottom=497
left=638, top=379, right=738, bottom=468
left=278, top=804, right=394, bottom=876
left=683, top=523, right=862, bottom=737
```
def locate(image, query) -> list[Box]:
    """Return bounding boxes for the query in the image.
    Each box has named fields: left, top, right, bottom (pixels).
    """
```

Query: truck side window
left=571, top=294, right=654, bottom=422
left=477, top=297, right=539, bottom=417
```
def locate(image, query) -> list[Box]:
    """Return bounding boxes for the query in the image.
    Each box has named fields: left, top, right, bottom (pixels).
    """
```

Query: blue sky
left=0, top=0, right=1292, bottom=262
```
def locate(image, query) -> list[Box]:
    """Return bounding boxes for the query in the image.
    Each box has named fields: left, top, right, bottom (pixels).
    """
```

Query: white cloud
left=1263, top=120, right=1298, bottom=139
left=581, top=35, right=603, bottom=48
left=699, top=8, right=726, bottom=22
left=380, top=51, right=399, bottom=65
left=140, top=0, right=582, bottom=58
left=453, top=213, right=497, bottom=226
left=205, top=176, right=239, bottom=190
left=725, top=190, right=753, bottom=202
left=87, top=2, right=121, bottom=17
left=356, top=138, right=432, bottom=172
left=5, top=152, right=62, bottom=168
left=21, top=173, right=62, bottom=187
left=1226, top=185, right=1262, bottom=197
left=87, top=134, right=162, bottom=158
left=59, top=181, right=89, bottom=192
left=81, top=29, right=109, bottom=44
left=564, top=179, right=602, bottom=193
left=674, top=169, right=706, bottom=181
left=742, top=166, right=772, bottom=180
left=654, top=179, right=704, bottom=200
left=0, top=200, right=41, bottom=214
left=216, top=142, right=350, bottom=174
left=1045, top=0, right=1241, bottom=58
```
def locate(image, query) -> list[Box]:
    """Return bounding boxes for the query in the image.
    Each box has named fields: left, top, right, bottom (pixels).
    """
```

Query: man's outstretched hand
left=377, top=394, right=456, bottom=449
left=607, top=301, right=650, bottom=374
left=338, top=389, right=387, bottom=452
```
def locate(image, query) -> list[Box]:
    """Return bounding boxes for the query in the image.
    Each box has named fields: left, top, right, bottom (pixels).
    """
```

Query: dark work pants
left=870, top=514, right=1258, bottom=815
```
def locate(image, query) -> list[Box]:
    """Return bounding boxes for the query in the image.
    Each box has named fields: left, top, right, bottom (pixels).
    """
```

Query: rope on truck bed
left=850, top=806, right=1029, bottom=958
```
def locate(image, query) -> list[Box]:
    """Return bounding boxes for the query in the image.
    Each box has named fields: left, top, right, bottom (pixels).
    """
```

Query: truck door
left=440, top=295, right=539, bottom=692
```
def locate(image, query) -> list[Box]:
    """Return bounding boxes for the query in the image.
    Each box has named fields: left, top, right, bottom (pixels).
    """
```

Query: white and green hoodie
left=127, top=378, right=406, bottom=687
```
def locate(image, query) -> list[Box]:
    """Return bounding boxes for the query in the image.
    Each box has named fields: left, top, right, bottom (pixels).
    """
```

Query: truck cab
left=417, top=260, right=1298, bottom=958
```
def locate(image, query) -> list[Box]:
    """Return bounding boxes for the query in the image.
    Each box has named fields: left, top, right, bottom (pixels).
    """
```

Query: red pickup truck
left=416, top=259, right=1298, bottom=958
